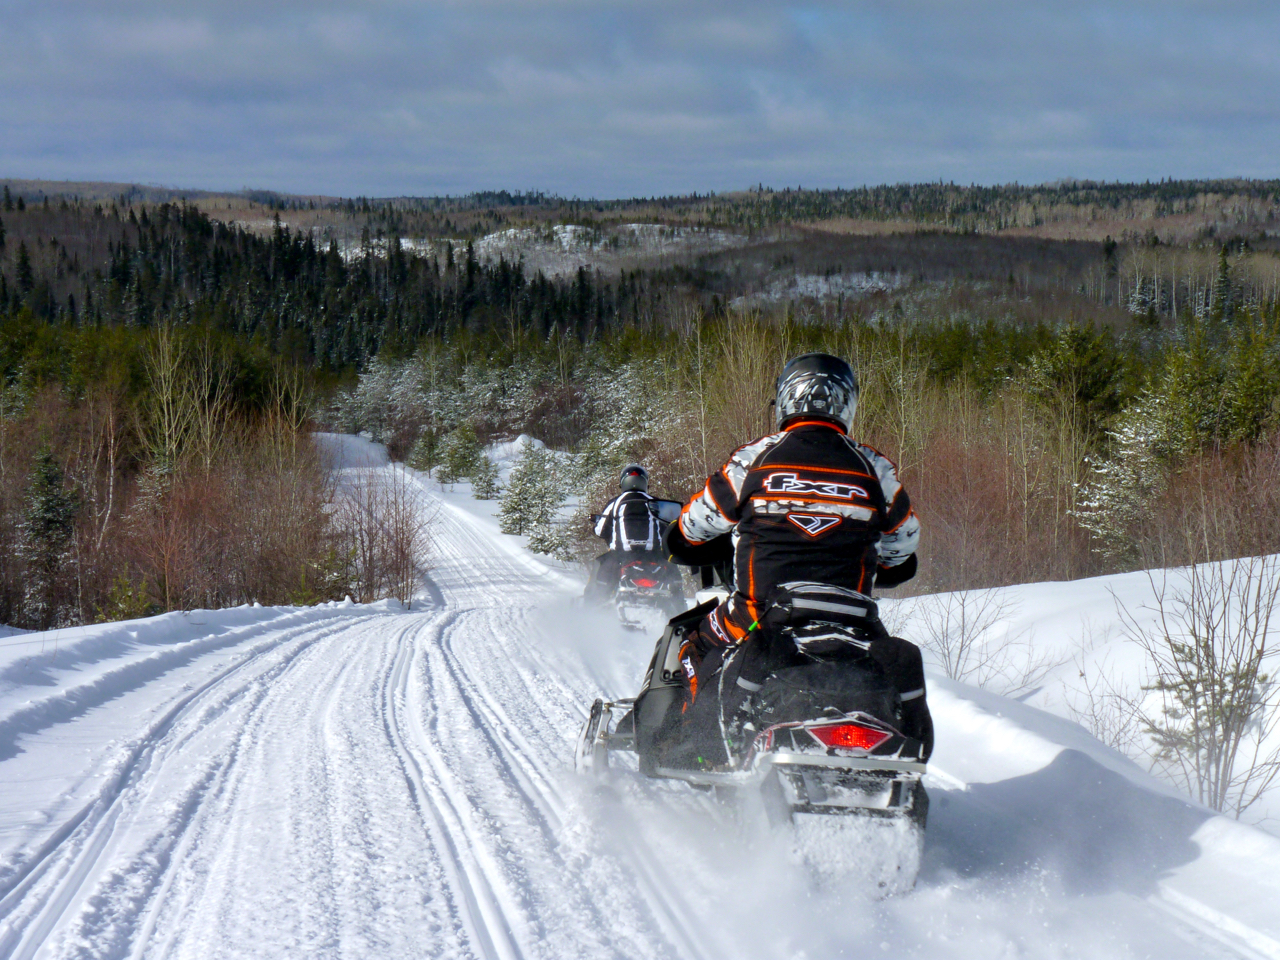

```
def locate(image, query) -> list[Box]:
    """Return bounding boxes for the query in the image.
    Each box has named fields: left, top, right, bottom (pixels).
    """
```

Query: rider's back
left=680, top=420, right=919, bottom=628
left=595, top=489, right=661, bottom=553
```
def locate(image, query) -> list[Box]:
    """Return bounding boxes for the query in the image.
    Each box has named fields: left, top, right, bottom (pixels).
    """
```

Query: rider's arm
left=857, top=444, right=920, bottom=570
left=593, top=498, right=615, bottom=541
left=678, top=434, right=781, bottom=543
left=678, top=481, right=736, bottom=545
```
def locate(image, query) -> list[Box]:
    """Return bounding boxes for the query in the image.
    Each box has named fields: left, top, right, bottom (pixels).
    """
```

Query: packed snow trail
left=1, top=435, right=1278, bottom=958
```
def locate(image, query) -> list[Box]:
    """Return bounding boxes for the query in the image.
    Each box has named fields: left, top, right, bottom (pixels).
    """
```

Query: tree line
left=0, top=197, right=678, bottom=372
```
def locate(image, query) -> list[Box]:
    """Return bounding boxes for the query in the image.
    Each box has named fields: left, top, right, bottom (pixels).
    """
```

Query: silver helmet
left=775, top=353, right=859, bottom=432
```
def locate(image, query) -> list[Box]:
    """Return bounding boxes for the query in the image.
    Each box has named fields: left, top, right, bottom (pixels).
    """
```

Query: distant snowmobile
left=613, top=556, right=686, bottom=630
left=588, top=499, right=688, bottom=630
left=575, top=536, right=928, bottom=895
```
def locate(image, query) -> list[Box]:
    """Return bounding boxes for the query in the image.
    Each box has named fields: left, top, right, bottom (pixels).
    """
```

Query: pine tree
left=1025, top=324, right=1128, bottom=441
left=407, top=431, right=438, bottom=472
left=525, top=519, right=572, bottom=560
left=325, top=239, right=345, bottom=288
left=1076, top=396, right=1165, bottom=563
left=498, top=442, right=562, bottom=537
left=19, top=449, right=80, bottom=629
left=470, top=454, right=501, bottom=500
left=16, top=241, right=33, bottom=293
left=1212, top=245, right=1234, bottom=322
left=2, top=185, right=11, bottom=211
left=435, top=423, right=482, bottom=484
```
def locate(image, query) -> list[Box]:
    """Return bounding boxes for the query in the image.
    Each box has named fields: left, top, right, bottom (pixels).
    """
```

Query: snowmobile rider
left=583, top=464, right=669, bottom=604
left=664, top=352, right=933, bottom=760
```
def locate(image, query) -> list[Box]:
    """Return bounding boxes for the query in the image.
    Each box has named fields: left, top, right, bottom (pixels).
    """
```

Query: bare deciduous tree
left=336, top=468, right=433, bottom=605
left=914, top=589, right=1060, bottom=696
left=190, top=335, right=234, bottom=473
left=1118, top=557, right=1280, bottom=818
left=141, top=325, right=196, bottom=474
left=382, top=468, right=434, bottom=605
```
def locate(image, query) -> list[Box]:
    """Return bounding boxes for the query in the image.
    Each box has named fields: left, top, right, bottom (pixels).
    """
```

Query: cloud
left=2, top=1, right=1279, bottom=196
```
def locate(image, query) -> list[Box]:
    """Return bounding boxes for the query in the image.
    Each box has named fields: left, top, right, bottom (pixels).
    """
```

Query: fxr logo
left=763, top=472, right=868, bottom=501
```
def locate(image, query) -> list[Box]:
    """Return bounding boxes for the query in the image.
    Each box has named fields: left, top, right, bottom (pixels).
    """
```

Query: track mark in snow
left=432, top=609, right=710, bottom=960
left=383, top=612, right=525, bottom=960
left=0, top=610, right=346, bottom=764
left=1152, top=886, right=1280, bottom=960
left=0, top=613, right=364, bottom=959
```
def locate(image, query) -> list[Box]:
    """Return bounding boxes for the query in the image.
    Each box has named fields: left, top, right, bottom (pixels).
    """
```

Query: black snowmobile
left=588, top=500, right=688, bottom=630
left=574, top=528, right=929, bottom=894
left=613, top=557, right=686, bottom=629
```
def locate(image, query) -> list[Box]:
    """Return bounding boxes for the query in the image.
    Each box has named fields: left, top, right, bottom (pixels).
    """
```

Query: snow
left=327, top=223, right=751, bottom=277
left=731, top=270, right=906, bottom=308
left=2, top=433, right=1279, bottom=958
left=885, top=564, right=1280, bottom=827
left=471, top=224, right=751, bottom=278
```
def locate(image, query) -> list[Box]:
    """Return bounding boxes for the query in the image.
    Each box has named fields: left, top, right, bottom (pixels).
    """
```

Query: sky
left=3, top=1, right=1279, bottom=199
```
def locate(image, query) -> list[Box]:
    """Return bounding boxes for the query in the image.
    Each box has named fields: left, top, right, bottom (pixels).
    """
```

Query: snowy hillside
left=331, top=223, right=751, bottom=278
left=2, top=435, right=1279, bottom=959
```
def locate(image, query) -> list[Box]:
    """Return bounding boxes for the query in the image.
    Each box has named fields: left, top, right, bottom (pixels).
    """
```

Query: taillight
left=632, top=578, right=660, bottom=588
left=808, top=723, right=890, bottom=751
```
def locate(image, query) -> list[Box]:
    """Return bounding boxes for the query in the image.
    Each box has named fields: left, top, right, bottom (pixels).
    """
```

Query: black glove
left=663, top=523, right=734, bottom=567
left=874, top=553, right=917, bottom=588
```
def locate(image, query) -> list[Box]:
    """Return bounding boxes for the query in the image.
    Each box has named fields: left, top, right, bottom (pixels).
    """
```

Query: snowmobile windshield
left=645, top=500, right=683, bottom=524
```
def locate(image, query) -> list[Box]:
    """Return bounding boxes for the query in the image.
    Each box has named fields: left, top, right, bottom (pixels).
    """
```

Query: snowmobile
left=574, top=537, right=928, bottom=894
left=613, top=557, right=687, bottom=629
left=605, top=500, right=689, bottom=630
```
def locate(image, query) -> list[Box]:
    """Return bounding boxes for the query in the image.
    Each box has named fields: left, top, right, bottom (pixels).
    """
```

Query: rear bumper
left=654, top=750, right=926, bottom=786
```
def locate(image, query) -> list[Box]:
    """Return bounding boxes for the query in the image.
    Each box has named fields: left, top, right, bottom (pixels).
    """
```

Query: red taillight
left=808, top=723, right=890, bottom=751
left=632, top=578, right=660, bottom=588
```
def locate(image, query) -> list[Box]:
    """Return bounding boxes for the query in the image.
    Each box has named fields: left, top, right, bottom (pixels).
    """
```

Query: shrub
left=1119, top=557, right=1280, bottom=818
left=333, top=468, right=433, bottom=604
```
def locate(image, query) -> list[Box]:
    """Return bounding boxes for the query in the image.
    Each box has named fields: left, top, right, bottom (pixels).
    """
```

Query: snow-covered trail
left=0, top=451, right=707, bottom=960
left=2, top=438, right=1279, bottom=958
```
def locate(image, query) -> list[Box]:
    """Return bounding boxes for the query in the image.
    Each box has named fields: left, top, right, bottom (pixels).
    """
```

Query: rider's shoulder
left=731, top=429, right=789, bottom=465
left=848, top=439, right=892, bottom=461
left=844, top=439, right=902, bottom=478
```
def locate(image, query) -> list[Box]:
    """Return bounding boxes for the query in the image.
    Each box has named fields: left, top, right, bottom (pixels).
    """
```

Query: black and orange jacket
left=679, top=420, right=919, bottom=641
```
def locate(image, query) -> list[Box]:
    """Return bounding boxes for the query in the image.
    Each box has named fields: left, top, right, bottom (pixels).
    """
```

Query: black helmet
left=620, top=464, right=649, bottom=492
left=775, top=353, right=859, bottom=432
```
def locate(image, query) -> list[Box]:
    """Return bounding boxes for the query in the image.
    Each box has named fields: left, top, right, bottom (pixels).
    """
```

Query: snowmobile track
left=430, top=612, right=709, bottom=960
left=0, top=613, right=361, bottom=959
left=382, top=612, right=526, bottom=960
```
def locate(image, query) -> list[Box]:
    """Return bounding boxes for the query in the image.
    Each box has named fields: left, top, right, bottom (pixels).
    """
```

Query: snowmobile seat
left=762, top=582, right=890, bottom=658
